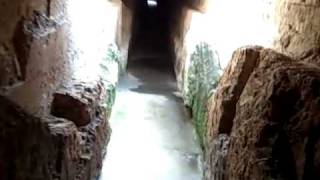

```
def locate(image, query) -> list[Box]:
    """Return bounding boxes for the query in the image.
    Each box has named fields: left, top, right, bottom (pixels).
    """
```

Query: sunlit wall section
left=66, top=0, right=120, bottom=85
left=181, top=0, right=277, bottom=148
left=186, top=0, right=277, bottom=68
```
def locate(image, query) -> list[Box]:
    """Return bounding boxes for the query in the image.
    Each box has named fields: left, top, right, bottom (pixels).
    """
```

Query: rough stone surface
left=0, top=80, right=111, bottom=180
left=206, top=46, right=263, bottom=144
left=206, top=47, right=320, bottom=180
left=226, top=50, right=320, bottom=180
left=0, top=43, right=23, bottom=90
left=207, top=47, right=293, bottom=146
left=204, top=134, right=230, bottom=180
left=51, top=81, right=104, bottom=127
left=115, top=3, right=132, bottom=71
left=51, top=92, right=91, bottom=127
left=0, top=0, right=117, bottom=179
left=299, top=48, right=320, bottom=67
left=275, top=0, right=320, bottom=58
left=0, top=0, right=70, bottom=116
left=0, top=96, right=73, bottom=180
left=173, top=8, right=192, bottom=92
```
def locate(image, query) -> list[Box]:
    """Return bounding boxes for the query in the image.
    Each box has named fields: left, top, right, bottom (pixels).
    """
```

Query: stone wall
left=179, top=0, right=320, bottom=179
left=0, top=80, right=112, bottom=179
left=205, top=46, right=320, bottom=180
left=115, top=3, right=132, bottom=73
left=0, top=0, right=119, bottom=179
left=173, top=0, right=277, bottom=151
left=173, top=8, right=192, bottom=92
left=275, top=0, right=320, bottom=58
left=0, top=0, right=71, bottom=116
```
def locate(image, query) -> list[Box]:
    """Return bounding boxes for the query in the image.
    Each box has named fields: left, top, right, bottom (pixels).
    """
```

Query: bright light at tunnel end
left=147, top=0, right=157, bottom=7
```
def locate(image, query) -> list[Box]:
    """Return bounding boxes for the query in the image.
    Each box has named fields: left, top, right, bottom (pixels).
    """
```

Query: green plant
left=100, top=44, right=124, bottom=86
left=185, top=42, right=222, bottom=149
left=99, top=44, right=122, bottom=113
left=106, top=43, right=127, bottom=75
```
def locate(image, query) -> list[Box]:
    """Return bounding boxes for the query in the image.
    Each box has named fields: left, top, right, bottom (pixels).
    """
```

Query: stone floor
left=99, top=61, right=202, bottom=180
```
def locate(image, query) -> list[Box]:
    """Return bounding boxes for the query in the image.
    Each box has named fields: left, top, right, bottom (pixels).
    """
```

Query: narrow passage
left=100, top=60, right=202, bottom=180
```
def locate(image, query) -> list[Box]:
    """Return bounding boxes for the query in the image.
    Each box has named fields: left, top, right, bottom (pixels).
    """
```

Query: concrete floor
left=100, top=62, right=202, bottom=180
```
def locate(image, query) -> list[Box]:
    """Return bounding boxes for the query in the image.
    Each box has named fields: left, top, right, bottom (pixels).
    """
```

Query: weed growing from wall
left=100, top=44, right=123, bottom=111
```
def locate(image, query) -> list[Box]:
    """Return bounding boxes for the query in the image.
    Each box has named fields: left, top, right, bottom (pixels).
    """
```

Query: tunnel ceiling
left=121, top=0, right=206, bottom=11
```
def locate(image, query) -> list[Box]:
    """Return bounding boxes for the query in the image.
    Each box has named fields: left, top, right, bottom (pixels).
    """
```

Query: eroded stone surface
left=206, top=47, right=320, bottom=180
left=206, top=46, right=262, bottom=145
left=51, top=81, right=104, bottom=127
left=0, top=0, right=116, bottom=179
left=300, top=48, right=320, bottom=67
left=0, top=79, right=111, bottom=180
left=0, top=43, right=22, bottom=90
left=275, top=0, right=320, bottom=57
left=204, top=134, right=230, bottom=180
left=0, top=0, right=70, bottom=116
left=227, top=53, right=320, bottom=180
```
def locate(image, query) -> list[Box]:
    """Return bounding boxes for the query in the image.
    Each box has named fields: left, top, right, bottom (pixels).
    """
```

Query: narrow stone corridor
left=2, top=1, right=320, bottom=179
left=100, top=60, right=202, bottom=180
